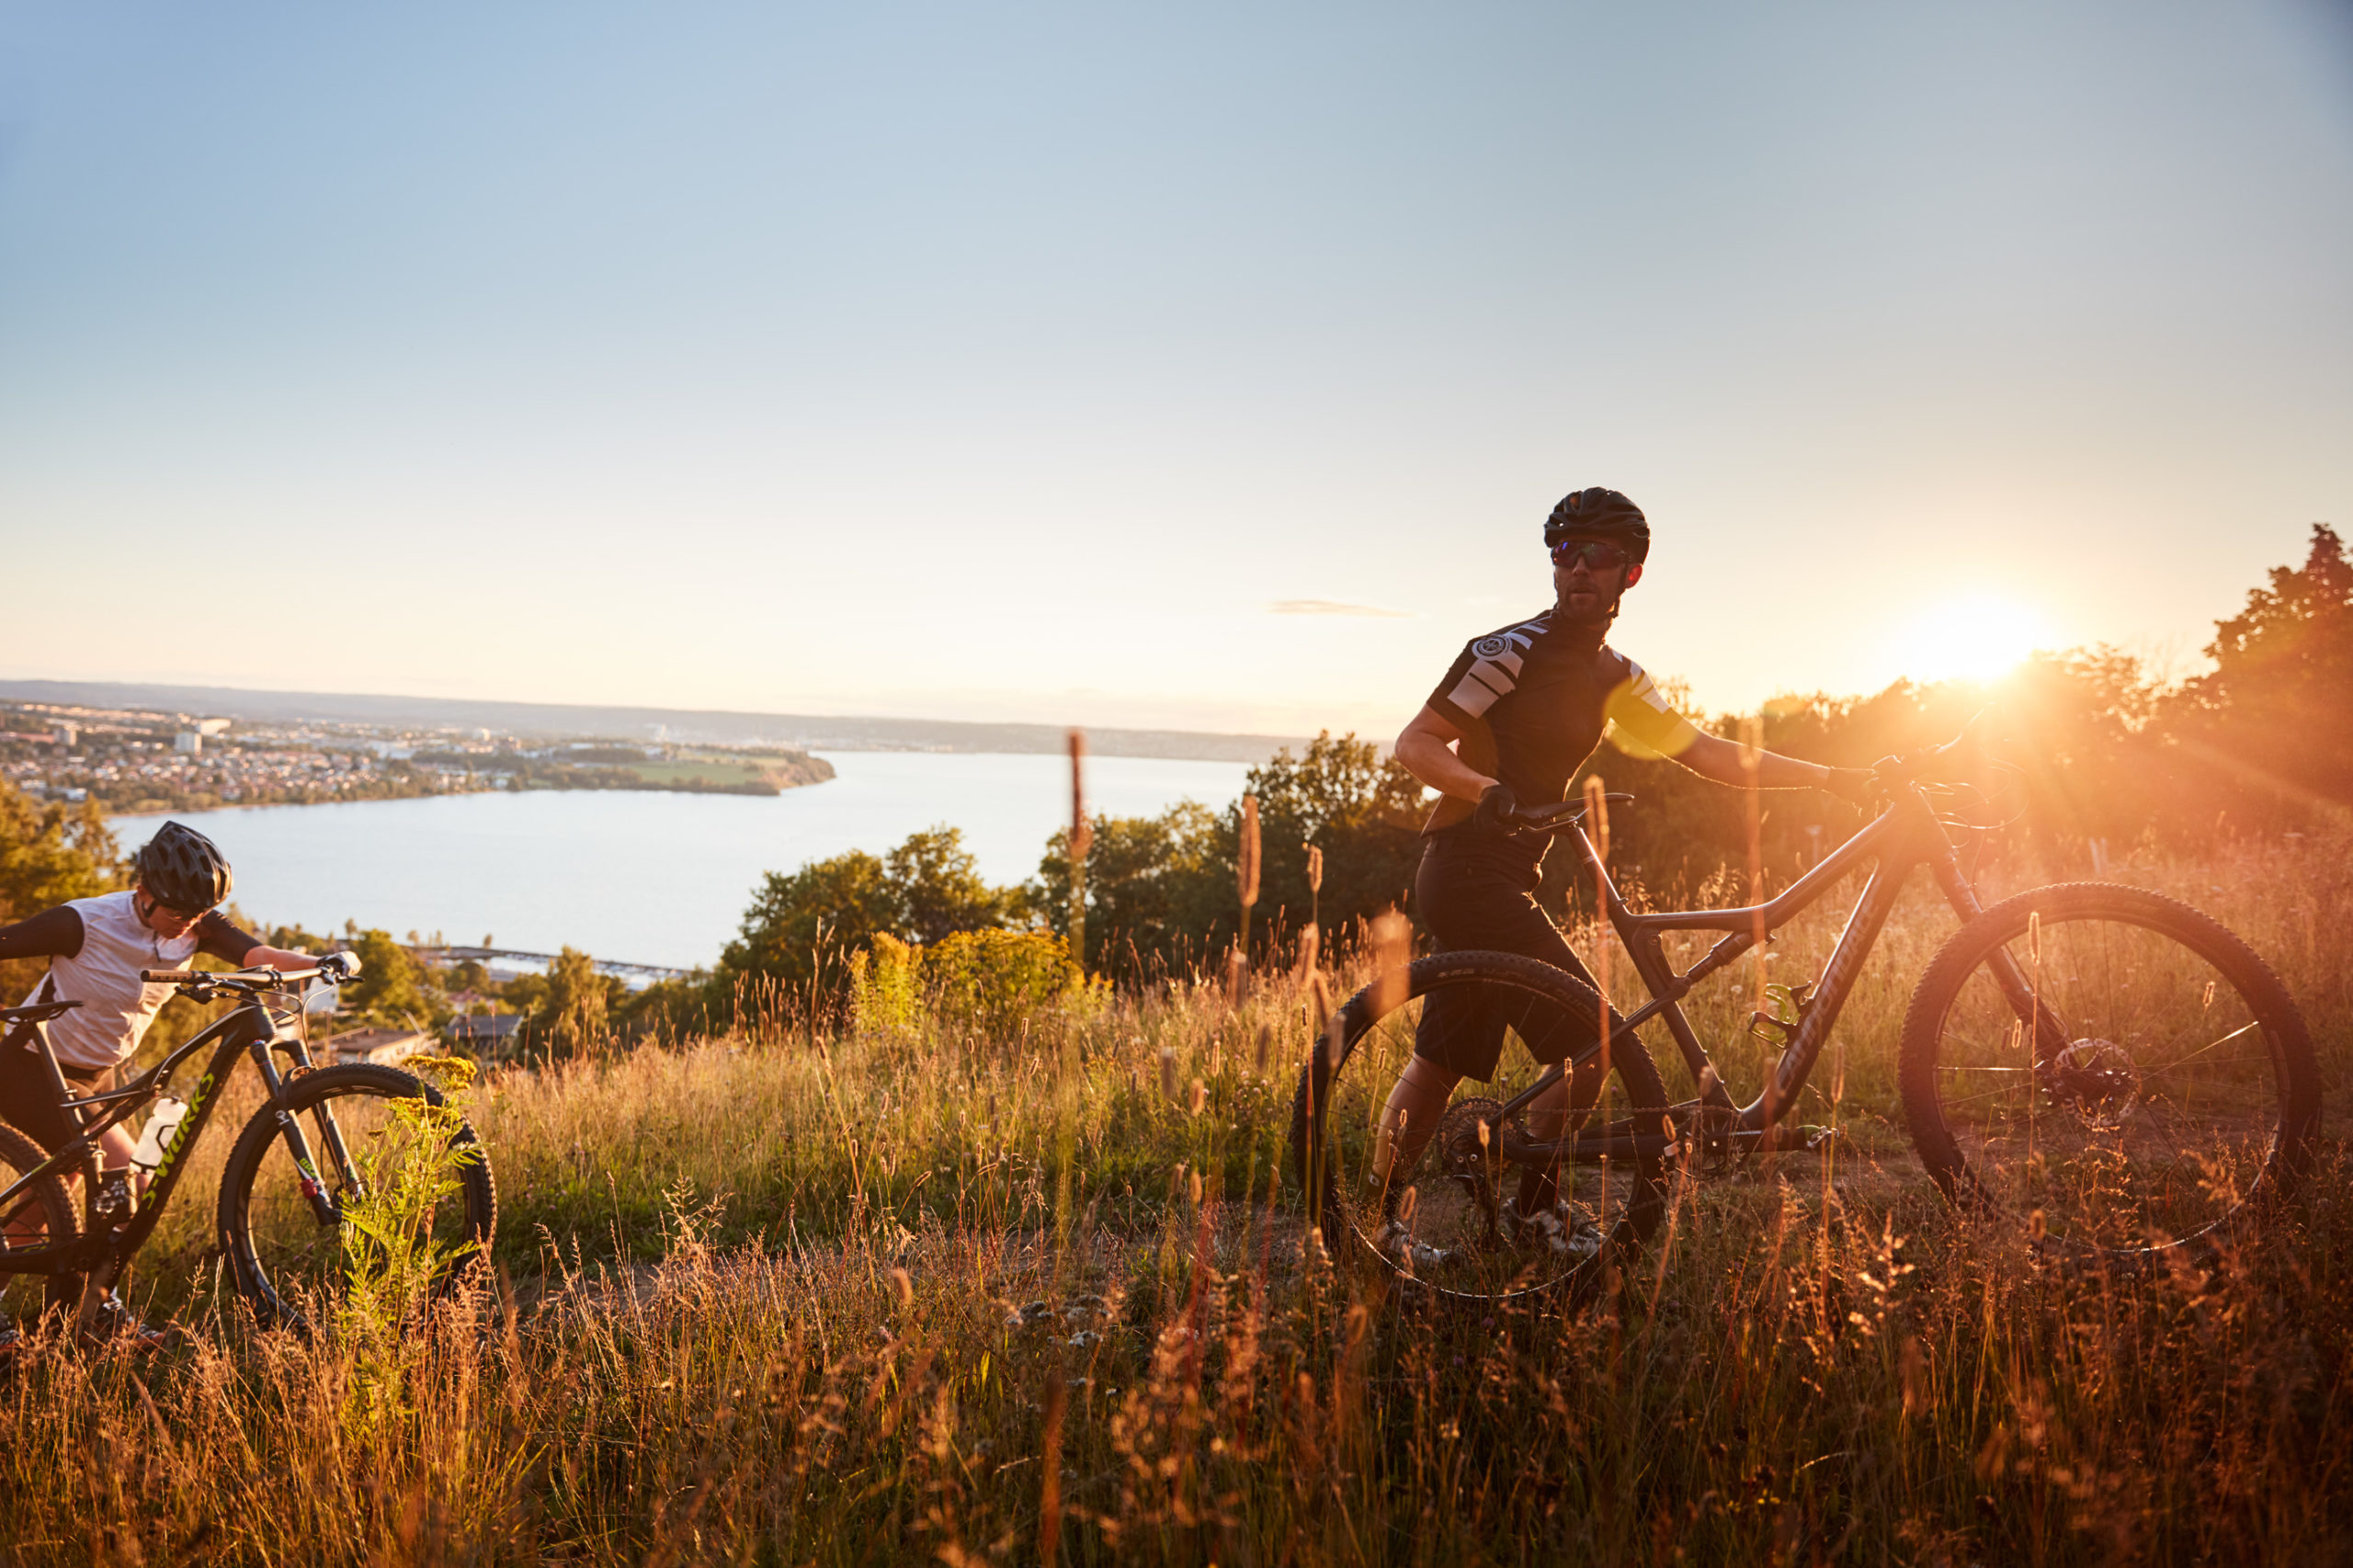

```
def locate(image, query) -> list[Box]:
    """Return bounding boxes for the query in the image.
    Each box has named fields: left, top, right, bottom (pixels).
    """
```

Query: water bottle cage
left=1747, top=981, right=1819, bottom=1049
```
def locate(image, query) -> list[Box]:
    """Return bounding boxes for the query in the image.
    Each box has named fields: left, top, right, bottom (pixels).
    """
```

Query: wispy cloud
left=1267, top=598, right=1412, bottom=619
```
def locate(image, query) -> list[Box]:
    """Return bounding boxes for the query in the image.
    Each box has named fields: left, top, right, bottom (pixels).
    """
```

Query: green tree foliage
left=339, top=927, right=448, bottom=1029
left=1243, top=731, right=1426, bottom=941
left=919, top=929, right=1084, bottom=1034
left=2171, top=523, right=2353, bottom=815
left=886, top=826, right=1007, bottom=943
left=715, top=827, right=1002, bottom=998
left=0, top=782, right=119, bottom=1001
left=1031, top=801, right=1236, bottom=983
left=1027, top=733, right=1426, bottom=983
left=716, top=848, right=896, bottom=997
left=534, top=945, right=625, bottom=1054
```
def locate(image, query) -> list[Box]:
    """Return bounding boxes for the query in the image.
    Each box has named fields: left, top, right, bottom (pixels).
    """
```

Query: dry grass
left=3, top=831, right=2348, bottom=1565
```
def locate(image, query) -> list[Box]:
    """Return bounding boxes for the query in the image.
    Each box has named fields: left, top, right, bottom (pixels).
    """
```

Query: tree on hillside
left=716, top=826, right=1006, bottom=1001
left=1027, top=733, right=1429, bottom=982
left=534, top=945, right=625, bottom=1053
left=718, top=849, right=899, bottom=996
left=886, top=826, right=1007, bottom=944
left=0, top=784, right=119, bottom=917
left=1243, top=732, right=1426, bottom=946
left=2171, top=523, right=2353, bottom=813
left=0, top=782, right=120, bottom=1002
left=1030, top=802, right=1233, bottom=983
left=339, top=927, right=448, bottom=1029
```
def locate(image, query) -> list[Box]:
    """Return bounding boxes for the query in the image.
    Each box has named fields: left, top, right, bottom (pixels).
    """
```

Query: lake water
left=146, top=752, right=1251, bottom=969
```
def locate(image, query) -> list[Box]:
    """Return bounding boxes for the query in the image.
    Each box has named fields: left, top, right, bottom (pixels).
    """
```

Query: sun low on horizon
left=1882, top=593, right=2054, bottom=687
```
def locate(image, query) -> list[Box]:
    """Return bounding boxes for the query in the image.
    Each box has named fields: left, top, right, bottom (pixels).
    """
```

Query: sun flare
left=1889, top=594, right=2050, bottom=684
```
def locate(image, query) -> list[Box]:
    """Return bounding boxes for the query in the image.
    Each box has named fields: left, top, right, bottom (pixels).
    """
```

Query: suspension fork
left=1927, top=831, right=2067, bottom=1058
left=251, top=1041, right=361, bottom=1224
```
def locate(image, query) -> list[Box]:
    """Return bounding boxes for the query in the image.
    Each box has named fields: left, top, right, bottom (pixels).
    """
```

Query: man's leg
left=1423, top=894, right=1611, bottom=1221
left=1370, top=1052, right=1461, bottom=1208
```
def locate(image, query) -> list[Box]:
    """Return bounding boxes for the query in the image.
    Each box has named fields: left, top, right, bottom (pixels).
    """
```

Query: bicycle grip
left=140, top=968, right=193, bottom=983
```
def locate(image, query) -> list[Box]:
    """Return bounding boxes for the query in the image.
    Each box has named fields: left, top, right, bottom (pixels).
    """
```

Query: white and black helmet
left=134, top=821, right=233, bottom=915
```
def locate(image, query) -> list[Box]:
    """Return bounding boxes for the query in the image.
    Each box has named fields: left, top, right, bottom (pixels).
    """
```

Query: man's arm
left=0, top=905, right=85, bottom=963
left=193, top=913, right=313, bottom=973
left=1394, top=704, right=1495, bottom=804
left=1674, top=730, right=1848, bottom=792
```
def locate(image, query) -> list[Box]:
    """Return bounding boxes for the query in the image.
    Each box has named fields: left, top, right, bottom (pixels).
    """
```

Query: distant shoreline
left=106, top=773, right=841, bottom=821
left=0, top=679, right=1305, bottom=765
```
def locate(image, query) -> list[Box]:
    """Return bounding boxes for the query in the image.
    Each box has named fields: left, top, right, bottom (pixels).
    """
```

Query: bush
left=847, top=933, right=924, bottom=1036
left=923, top=928, right=1085, bottom=1034
left=846, top=929, right=1086, bottom=1040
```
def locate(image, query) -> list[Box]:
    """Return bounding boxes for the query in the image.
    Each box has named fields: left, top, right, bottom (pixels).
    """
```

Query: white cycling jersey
left=21, top=892, right=211, bottom=1071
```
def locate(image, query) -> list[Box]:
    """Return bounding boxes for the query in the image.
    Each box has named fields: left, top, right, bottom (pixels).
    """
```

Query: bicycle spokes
left=1924, top=913, right=2290, bottom=1251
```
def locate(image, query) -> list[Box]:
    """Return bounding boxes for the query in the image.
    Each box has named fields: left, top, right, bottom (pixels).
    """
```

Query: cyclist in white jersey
left=0, top=822, right=313, bottom=1177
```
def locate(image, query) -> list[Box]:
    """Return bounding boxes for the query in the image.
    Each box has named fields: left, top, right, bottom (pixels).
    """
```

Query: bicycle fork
left=250, top=1043, right=364, bottom=1225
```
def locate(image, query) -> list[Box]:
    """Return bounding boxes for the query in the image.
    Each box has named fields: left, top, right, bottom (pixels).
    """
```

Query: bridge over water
left=410, top=945, right=696, bottom=987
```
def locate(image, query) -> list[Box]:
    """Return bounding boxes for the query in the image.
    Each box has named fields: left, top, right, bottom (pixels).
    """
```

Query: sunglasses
left=139, top=891, right=215, bottom=923
left=1549, top=539, right=1631, bottom=572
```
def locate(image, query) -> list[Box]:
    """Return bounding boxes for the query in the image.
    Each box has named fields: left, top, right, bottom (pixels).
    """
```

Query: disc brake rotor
left=2045, top=1037, right=2142, bottom=1127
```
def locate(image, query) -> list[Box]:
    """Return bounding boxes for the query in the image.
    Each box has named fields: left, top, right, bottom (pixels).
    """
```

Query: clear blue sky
left=3, top=3, right=2347, bottom=735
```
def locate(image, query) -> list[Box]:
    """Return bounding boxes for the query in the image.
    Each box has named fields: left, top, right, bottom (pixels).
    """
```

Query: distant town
left=0, top=698, right=834, bottom=816
left=0, top=679, right=1301, bottom=764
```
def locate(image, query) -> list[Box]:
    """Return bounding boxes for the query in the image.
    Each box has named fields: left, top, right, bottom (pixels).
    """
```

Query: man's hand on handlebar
left=1819, top=767, right=1881, bottom=811
left=1472, top=782, right=1527, bottom=837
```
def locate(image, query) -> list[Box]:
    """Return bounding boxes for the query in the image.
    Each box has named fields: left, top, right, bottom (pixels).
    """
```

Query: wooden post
left=1067, top=730, right=1091, bottom=978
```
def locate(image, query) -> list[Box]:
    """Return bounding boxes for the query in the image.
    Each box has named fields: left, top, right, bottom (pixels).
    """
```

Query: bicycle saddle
left=0, top=999, right=83, bottom=1026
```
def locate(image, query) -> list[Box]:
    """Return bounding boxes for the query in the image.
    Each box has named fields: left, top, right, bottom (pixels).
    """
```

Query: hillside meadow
left=0, top=824, right=2347, bottom=1565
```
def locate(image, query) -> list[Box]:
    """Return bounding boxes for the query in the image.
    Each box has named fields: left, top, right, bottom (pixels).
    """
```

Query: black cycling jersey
left=1421, top=608, right=1700, bottom=853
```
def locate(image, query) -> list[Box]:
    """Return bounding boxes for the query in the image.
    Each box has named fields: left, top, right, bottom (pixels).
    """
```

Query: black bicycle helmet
left=1543, top=487, right=1650, bottom=562
left=134, top=821, right=233, bottom=914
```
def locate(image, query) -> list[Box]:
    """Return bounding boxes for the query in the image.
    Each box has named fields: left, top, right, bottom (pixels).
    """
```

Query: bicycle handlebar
left=1874, top=704, right=1999, bottom=787
left=140, top=952, right=360, bottom=991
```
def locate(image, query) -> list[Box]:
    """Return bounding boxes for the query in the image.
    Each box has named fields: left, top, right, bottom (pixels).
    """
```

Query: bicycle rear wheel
left=1899, top=883, right=2320, bottom=1259
left=218, top=1063, right=496, bottom=1329
left=1289, top=950, right=1669, bottom=1307
left=0, top=1119, right=79, bottom=1324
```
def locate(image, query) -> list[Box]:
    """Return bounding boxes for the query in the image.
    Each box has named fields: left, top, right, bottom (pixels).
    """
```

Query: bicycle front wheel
left=1899, top=883, right=2320, bottom=1258
left=1289, top=949, right=1669, bottom=1307
left=218, top=1063, right=497, bottom=1328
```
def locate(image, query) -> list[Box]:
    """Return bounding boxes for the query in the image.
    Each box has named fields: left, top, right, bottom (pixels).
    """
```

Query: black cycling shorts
left=1409, top=833, right=1619, bottom=1082
left=0, top=1028, right=108, bottom=1156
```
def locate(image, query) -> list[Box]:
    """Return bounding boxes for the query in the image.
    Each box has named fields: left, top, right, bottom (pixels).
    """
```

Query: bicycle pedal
left=1755, top=1122, right=1843, bottom=1154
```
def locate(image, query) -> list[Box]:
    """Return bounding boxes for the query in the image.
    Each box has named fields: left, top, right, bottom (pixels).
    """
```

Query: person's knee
left=1398, top=1053, right=1460, bottom=1099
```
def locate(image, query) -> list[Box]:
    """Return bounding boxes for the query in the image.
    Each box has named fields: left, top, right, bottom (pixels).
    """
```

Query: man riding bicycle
left=0, top=821, right=314, bottom=1342
left=1376, top=487, right=1877, bottom=1245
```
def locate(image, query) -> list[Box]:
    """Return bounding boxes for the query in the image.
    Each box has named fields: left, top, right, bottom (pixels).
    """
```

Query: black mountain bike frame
left=0, top=971, right=356, bottom=1325
left=1493, top=770, right=2036, bottom=1165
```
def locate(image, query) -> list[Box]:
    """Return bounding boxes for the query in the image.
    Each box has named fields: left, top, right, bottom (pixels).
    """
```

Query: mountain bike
left=1290, top=718, right=2323, bottom=1303
left=0, top=958, right=496, bottom=1341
